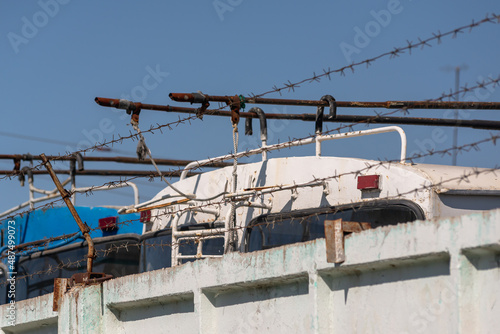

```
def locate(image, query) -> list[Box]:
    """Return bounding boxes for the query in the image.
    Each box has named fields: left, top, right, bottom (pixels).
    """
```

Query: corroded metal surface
left=53, top=278, right=68, bottom=312
left=325, top=219, right=372, bottom=263
left=0, top=154, right=235, bottom=167
left=97, top=96, right=500, bottom=130
left=41, top=154, right=96, bottom=273
left=169, top=92, right=500, bottom=109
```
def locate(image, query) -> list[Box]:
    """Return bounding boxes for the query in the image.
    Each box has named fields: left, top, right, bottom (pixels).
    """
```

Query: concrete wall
left=1, top=209, right=499, bottom=333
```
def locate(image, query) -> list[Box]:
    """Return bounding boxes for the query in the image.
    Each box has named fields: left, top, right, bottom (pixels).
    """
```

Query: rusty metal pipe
left=169, top=93, right=500, bottom=110
left=41, top=154, right=95, bottom=273
left=96, top=97, right=500, bottom=130
left=95, top=97, right=197, bottom=114
left=0, top=154, right=234, bottom=168
left=0, top=169, right=199, bottom=177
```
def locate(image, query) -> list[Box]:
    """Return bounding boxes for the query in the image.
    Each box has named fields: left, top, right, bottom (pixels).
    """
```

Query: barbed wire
left=2, top=17, right=500, bottom=251
left=155, top=76, right=500, bottom=173
left=2, top=126, right=497, bottom=274
left=1, top=26, right=497, bottom=195
left=2, top=14, right=497, bottom=185
left=2, top=75, right=499, bottom=224
left=0, top=245, right=136, bottom=287
left=107, top=131, right=500, bottom=237
left=1, top=157, right=499, bottom=288
left=1, top=15, right=499, bottom=295
left=120, top=162, right=500, bottom=250
left=6, top=157, right=500, bottom=273
left=252, top=13, right=500, bottom=98
left=0, top=233, right=224, bottom=287
left=0, top=116, right=204, bottom=182
left=21, top=127, right=500, bottom=247
left=0, top=168, right=201, bottom=221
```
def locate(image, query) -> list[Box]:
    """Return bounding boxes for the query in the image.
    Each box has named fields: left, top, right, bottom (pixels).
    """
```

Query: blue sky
left=1, top=0, right=500, bottom=214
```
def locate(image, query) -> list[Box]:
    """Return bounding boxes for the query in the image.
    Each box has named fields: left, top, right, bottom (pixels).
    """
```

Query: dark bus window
left=245, top=201, right=424, bottom=252
left=140, top=229, right=173, bottom=273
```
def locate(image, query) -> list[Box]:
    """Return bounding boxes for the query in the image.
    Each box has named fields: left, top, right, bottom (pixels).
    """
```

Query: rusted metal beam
left=169, top=93, right=500, bottom=110
left=43, top=154, right=116, bottom=310
left=0, top=169, right=199, bottom=177
left=95, top=97, right=197, bottom=113
left=325, top=219, right=371, bottom=264
left=202, top=110, right=500, bottom=130
left=95, top=97, right=500, bottom=130
left=0, top=154, right=234, bottom=168
left=41, top=154, right=95, bottom=273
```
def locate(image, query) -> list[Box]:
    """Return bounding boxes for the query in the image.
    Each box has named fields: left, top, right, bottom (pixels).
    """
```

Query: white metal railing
left=315, top=126, right=407, bottom=161
left=180, top=126, right=407, bottom=180
left=0, top=179, right=139, bottom=219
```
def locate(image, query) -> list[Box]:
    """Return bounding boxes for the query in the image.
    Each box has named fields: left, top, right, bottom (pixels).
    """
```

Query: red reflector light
left=357, top=175, right=380, bottom=190
left=140, top=210, right=152, bottom=223
left=99, top=216, right=118, bottom=231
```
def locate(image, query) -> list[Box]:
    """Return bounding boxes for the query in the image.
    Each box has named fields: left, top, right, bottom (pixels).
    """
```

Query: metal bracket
left=117, top=99, right=142, bottom=124
left=226, top=95, right=241, bottom=125
left=68, top=272, right=113, bottom=286
left=324, top=219, right=371, bottom=264
left=53, top=272, right=113, bottom=311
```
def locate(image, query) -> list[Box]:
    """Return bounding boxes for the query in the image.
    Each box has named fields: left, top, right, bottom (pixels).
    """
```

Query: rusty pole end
left=41, top=153, right=95, bottom=273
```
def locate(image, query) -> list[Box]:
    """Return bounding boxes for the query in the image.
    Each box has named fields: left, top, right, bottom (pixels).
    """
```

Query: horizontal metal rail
left=316, top=126, right=407, bottom=162
left=176, top=235, right=224, bottom=241
left=173, top=228, right=226, bottom=238
left=0, top=154, right=234, bottom=168
left=0, top=169, right=199, bottom=177
left=169, top=93, right=500, bottom=110
left=95, top=97, right=500, bottom=130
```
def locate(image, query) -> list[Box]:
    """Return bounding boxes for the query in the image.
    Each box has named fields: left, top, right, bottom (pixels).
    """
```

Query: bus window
left=245, top=201, right=424, bottom=252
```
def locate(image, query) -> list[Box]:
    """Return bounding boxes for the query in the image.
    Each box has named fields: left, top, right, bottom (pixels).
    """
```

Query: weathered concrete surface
left=1, top=209, right=499, bottom=333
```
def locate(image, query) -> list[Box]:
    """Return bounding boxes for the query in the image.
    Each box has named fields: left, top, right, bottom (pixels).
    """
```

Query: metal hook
left=72, top=153, right=84, bottom=171
left=245, top=107, right=268, bottom=143
left=315, top=95, right=337, bottom=134
left=19, top=166, right=33, bottom=187
left=244, top=117, right=252, bottom=136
